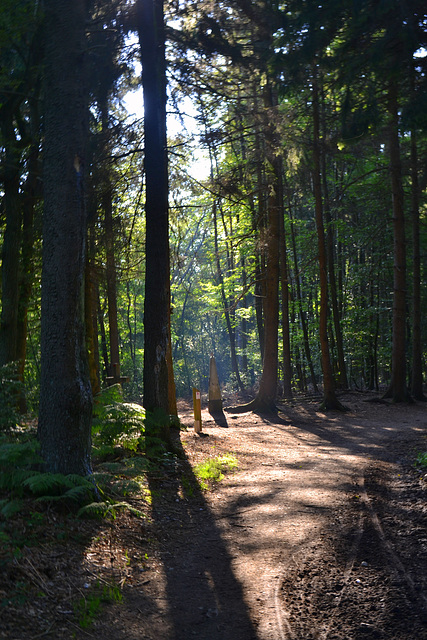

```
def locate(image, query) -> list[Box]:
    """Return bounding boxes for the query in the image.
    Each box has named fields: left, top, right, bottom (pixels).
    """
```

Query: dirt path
left=99, top=393, right=426, bottom=640
left=2, top=394, right=426, bottom=639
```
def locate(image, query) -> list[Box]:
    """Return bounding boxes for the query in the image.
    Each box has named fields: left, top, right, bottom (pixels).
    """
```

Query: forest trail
left=103, top=393, right=427, bottom=640
left=2, top=394, right=426, bottom=640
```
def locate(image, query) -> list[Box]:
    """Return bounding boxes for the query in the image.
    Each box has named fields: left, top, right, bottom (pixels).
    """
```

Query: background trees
left=0, top=0, right=425, bottom=469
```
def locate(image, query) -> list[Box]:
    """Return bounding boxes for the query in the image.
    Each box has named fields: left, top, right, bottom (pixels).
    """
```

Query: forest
left=0, top=0, right=426, bottom=474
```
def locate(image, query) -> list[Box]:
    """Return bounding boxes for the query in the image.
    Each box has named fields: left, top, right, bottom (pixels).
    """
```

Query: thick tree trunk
left=138, top=0, right=175, bottom=427
left=38, top=0, right=92, bottom=475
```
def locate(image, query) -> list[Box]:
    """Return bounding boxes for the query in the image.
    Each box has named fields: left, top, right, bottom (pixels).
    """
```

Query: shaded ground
left=1, top=392, right=426, bottom=639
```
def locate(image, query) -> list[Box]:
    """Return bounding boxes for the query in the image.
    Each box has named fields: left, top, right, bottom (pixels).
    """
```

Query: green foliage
left=92, top=386, right=146, bottom=458
left=194, top=453, right=238, bottom=490
left=77, top=500, right=144, bottom=520
left=0, top=363, right=24, bottom=433
left=415, top=452, right=427, bottom=469
left=73, top=580, right=122, bottom=629
left=0, top=438, right=96, bottom=517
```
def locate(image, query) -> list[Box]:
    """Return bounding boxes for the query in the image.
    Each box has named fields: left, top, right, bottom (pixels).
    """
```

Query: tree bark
left=38, top=0, right=93, bottom=476
left=138, top=0, right=175, bottom=427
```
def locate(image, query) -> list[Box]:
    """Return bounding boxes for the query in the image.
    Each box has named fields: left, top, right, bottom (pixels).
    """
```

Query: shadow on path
left=146, top=428, right=258, bottom=640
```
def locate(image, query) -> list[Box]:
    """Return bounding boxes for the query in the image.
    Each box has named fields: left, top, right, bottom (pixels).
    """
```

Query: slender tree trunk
left=410, top=129, right=424, bottom=400
left=384, top=80, right=408, bottom=402
left=97, top=293, right=109, bottom=383
left=312, top=68, right=344, bottom=411
left=321, top=150, right=348, bottom=389
left=0, top=116, right=21, bottom=367
left=240, top=256, right=248, bottom=374
left=213, top=200, right=245, bottom=394
left=38, top=0, right=92, bottom=475
left=104, top=185, right=121, bottom=378
left=288, top=202, right=318, bottom=392
left=231, top=84, right=280, bottom=413
left=277, top=161, right=292, bottom=399
left=16, top=139, right=40, bottom=410
left=85, top=248, right=101, bottom=396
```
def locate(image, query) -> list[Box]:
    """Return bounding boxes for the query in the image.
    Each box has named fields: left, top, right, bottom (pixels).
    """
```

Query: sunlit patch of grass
left=194, top=454, right=238, bottom=490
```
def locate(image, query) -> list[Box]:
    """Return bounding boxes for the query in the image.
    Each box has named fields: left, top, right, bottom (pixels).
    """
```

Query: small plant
left=181, top=475, right=195, bottom=498
left=74, top=581, right=122, bottom=629
left=0, top=438, right=97, bottom=517
left=92, top=387, right=146, bottom=459
left=194, top=454, right=238, bottom=490
left=415, top=451, right=427, bottom=468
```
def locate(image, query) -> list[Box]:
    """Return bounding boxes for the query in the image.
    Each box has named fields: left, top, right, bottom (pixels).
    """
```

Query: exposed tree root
left=225, top=396, right=278, bottom=416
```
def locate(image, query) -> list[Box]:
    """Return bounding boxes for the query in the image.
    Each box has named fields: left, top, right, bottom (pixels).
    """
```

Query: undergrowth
left=0, top=362, right=23, bottom=433
left=73, top=580, right=123, bottom=629
left=415, top=451, right=427, bottom=469
left=0, top=385, right=180, bottom=522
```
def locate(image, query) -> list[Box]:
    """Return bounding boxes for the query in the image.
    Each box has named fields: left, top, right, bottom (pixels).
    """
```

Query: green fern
left=0, top=441, right=42, bottom=466
left=0, top=498, right=24, bottom=518
left=92, top=388, right=146, bottom=454
left=76, top=501, right=112, bottom=519
left=77, top=499, right=145, bottom=520
left=0, top=468, right=39, bottom=492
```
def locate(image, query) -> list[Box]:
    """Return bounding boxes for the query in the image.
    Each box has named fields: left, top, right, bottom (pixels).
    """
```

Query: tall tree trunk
left=230, top=83, right=280, bottom=413
left=384, top=80, right=408, bottom=402
left=312, top=68, right=344, bottom=411
left=0, top=115, right=21, bottom=367
left=104, top=185, right=121, bottom=378
left=99, top=99, right=121, bottom=382
left=16, top=136, right=40, bottom=410
left=85, top=246, right=101, bottom=396
left=254, top=170, right=280, bottom=411
left=410, top=129, right=424, bottom=400
left=97, top=293, right=109, bottom=383
left=38, top=0, right=92, bottom=475
left=321, top=147, right=348, bottom=389
left=288, top=202, right=318, bottom=393
left=138, top=0, right=175, bottom=428
left=213, top=199, right=245, bottom=394
left=277, top=161, right=292, bottom=399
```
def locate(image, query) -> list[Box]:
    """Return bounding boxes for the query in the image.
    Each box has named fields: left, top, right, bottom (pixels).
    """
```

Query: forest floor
left=1, top=391, right=427, bottom=640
